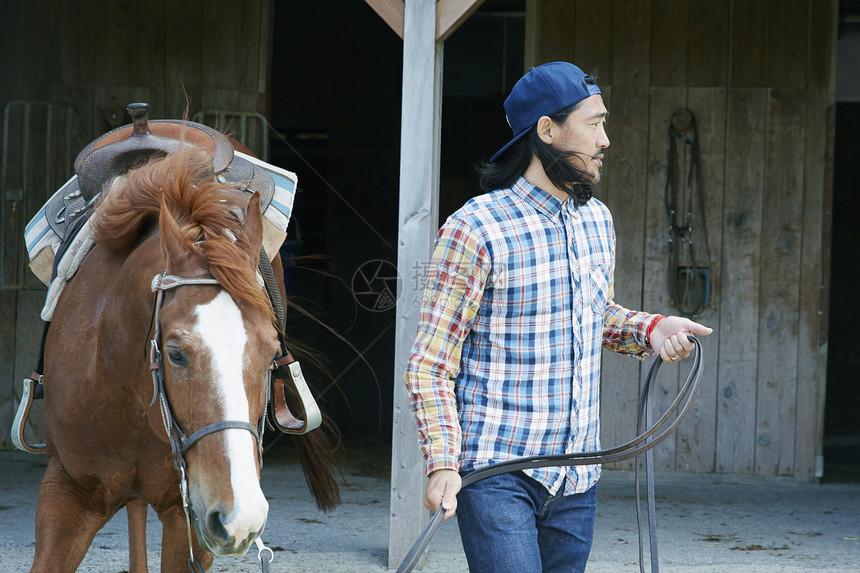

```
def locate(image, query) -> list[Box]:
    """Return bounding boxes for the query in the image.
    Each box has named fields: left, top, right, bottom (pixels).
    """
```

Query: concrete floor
left=0, top=447, right=858, bottom=572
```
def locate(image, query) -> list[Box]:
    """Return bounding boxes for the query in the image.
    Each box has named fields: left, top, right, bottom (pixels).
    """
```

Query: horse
left=30, top=139, right=339, bottom=572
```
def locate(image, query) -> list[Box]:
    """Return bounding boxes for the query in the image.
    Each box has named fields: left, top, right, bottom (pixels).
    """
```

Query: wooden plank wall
left=529, top=0, right=835, bottom=478
left=0, top=0, right=272, bottom=448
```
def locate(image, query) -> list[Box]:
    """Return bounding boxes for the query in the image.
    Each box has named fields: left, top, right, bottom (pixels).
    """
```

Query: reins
left=396, top=337, right=705, bottom=573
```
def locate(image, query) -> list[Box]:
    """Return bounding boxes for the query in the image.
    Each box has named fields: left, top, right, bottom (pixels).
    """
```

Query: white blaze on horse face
left=193, top=291, right=268, bottom=546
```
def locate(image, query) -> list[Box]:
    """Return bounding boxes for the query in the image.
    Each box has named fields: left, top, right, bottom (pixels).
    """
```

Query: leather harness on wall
left=665, top=108, right=711, bottom=318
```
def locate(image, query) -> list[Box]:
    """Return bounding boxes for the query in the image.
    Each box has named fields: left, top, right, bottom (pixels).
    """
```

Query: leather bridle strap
left=180, top=420, right=261, bottom=457
left=395, top=338, right=704, bottom=573
left=151, top=272, right=222, bottom=292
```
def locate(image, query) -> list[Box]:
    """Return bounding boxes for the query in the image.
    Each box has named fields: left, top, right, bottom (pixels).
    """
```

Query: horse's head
left=155, top=186, right=278, bottom=557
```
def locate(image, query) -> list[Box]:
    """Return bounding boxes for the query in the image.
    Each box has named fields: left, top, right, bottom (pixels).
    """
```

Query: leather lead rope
left=665, top=109, right=711, bottom=318
left=636, top=365, right=660, bottom=572
left=395, top=338, right=705, bottom=573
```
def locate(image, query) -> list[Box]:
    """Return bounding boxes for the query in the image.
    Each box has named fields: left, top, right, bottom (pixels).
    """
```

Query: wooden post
left=382, top=1, right=485, bottom=568
left=388, top=0, right=443, bottom=569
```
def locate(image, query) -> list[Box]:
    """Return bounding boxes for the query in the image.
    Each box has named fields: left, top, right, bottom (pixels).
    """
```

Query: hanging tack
left=671, top=108, right=693, bottom=131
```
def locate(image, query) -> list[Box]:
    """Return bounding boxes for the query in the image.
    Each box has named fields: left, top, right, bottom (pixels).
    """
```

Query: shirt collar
left=511, top=176, right=566, bottom=217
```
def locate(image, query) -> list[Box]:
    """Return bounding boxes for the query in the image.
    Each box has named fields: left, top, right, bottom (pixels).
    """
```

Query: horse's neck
left=90, top=234, right=165, bottom=369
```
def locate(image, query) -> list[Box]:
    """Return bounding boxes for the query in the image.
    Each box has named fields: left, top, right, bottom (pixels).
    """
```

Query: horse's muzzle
left=192, top=507, right=267, bottom=557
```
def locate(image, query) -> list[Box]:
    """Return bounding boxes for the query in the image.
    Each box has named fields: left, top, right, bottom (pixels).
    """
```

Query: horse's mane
left=91, top=147, right=274, bottom=322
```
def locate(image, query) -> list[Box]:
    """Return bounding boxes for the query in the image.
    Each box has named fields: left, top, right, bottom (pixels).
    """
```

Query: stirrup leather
left=11, top=377, right=46, bottom=453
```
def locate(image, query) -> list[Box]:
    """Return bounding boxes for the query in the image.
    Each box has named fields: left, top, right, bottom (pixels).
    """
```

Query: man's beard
left=539, top=147, right=605, bottom=207
left=563, top=150, right=603, bottom=206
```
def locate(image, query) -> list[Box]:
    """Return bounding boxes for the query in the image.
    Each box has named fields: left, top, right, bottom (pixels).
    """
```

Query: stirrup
left=270, top=361, right=322, bottom=435
left=11, top=377, right=46, bottom=453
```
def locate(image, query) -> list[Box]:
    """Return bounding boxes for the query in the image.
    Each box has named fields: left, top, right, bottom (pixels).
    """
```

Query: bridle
left=148, top=269, right=272, bottom=572
left=149, top=270, right=268, bottom=468
left=664, top=108, right=711, bottom=318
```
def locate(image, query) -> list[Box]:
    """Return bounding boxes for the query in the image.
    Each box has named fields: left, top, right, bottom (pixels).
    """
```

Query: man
left=404, top=62, right=712, bottom=572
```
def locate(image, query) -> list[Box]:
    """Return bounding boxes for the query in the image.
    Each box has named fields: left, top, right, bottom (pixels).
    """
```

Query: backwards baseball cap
left=490, top=61, right=601, bottom=162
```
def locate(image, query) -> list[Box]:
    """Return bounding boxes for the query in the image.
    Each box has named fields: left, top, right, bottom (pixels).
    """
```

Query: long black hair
left=478, top=75, right=600, bottom=207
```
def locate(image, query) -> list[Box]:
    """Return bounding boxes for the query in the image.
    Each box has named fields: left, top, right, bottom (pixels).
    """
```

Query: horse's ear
left=241, top=192, right=264, bottom=262
left=159, top=197, right=194, bottom=271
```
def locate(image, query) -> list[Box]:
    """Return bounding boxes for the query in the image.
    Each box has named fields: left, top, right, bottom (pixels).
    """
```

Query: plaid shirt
left=405, top=177, right=659, bottom=496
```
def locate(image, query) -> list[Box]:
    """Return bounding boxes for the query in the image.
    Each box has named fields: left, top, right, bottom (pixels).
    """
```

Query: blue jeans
left=456, top=471, right=597, bottom=573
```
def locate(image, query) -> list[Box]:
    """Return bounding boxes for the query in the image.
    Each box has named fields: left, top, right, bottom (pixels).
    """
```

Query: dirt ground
left=0, top=443, right=858, bottom=572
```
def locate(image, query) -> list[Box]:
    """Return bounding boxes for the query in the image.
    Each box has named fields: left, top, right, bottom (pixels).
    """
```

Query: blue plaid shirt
left=406, top=177, right=658, bottom=495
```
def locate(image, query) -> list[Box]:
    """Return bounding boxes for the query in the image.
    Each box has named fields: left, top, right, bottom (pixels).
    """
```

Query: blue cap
left=490, top=62, right=601, bottom=162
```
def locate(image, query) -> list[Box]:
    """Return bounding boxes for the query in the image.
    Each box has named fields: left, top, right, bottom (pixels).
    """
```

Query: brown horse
left=31, top=146, right=338, bottom=572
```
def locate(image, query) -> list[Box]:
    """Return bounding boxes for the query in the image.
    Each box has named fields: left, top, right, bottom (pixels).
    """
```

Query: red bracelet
left=646, top=315, right=666, bottom=344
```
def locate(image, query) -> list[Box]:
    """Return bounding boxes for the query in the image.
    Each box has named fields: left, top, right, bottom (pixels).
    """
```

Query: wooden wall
left=0, top=0, right=272, bottom=448
left=527, top=0, right=836, bottom=478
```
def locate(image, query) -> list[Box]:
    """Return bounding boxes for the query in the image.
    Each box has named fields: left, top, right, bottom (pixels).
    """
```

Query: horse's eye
left=167, top=347, right=188, bottom=367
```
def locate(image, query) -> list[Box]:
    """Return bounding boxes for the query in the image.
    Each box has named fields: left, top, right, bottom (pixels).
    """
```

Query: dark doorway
left=824, top=100, right=860, bottom=482
left=824, top=2, right=860, bottom=482
left=266, top=0, right=403, bottom=457
left=440, top=2, right=526, bottom=220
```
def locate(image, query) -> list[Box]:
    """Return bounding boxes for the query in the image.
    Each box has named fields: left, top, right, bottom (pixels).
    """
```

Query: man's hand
left=424, top=469, right=461, bottom=521
left=650, top=316, right=713, bottom=363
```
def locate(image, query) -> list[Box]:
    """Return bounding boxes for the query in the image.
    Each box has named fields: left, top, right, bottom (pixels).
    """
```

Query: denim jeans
left=456, top=471, right=597, bottom=573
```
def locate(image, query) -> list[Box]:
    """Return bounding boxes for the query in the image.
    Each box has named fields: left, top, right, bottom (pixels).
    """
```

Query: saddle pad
left=24, top=175, right=78, bottom=286
left=40, top=217, right=96, bottom=321
left=234, top=151, right=298, bottom=261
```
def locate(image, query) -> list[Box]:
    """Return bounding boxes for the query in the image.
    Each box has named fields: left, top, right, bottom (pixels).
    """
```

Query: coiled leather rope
left=396, top=337, right=704, bottom=573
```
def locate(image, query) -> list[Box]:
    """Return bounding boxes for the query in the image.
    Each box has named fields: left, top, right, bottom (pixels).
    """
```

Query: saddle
left=35, top=105, right=277, bottom=282
left=13, top=103, right=319, bottom=454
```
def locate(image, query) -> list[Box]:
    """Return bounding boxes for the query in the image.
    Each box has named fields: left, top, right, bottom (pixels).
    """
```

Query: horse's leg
left=30, top=464, right=113, bottom=573
left=127, top=499, right=150, bottom=573
left=157, top=505, right=214, bottom=572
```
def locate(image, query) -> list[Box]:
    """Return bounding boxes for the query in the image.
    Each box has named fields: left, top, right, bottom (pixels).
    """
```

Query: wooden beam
left=365, top=0, right=486, bottom=42
left=388, top=0, right=443, bottom=569
left=436, top=0, right=486, bottom=42
left=364, top=0, right=404, bottom=39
